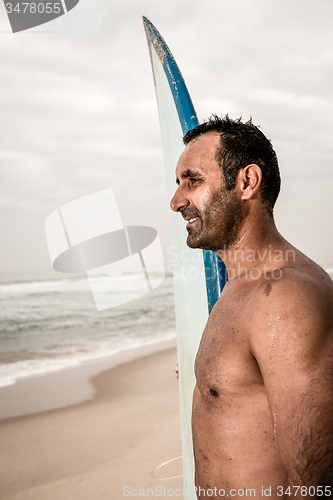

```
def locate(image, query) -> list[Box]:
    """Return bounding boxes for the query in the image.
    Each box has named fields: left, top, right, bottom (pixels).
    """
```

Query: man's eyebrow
left=176, top=169, right=204, bottom=185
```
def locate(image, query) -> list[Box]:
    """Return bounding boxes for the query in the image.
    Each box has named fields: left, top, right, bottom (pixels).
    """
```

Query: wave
left=0, top=272, right=165, bottom=299
left=0, top=330, right=176, bottom=388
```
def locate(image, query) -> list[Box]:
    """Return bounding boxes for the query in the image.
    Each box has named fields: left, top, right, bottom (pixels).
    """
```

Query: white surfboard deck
left=147, top=27, right=209, bottom=499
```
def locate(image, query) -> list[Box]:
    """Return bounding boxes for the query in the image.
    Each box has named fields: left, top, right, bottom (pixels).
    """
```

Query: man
left=170, top=116, right=333, bottom=499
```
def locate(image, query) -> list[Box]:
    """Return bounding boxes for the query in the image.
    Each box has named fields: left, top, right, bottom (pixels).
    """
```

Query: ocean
left=1, top=266, right=332, bottom=391
left=0, top=272, right=176, bottom=389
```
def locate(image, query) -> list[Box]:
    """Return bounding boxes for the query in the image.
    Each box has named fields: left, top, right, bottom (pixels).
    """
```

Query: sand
left=0, top=347, right=184, bottom=499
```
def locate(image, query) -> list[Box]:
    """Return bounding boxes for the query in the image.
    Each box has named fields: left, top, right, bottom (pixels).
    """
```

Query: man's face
left=170, top=133, right=244, bottom=251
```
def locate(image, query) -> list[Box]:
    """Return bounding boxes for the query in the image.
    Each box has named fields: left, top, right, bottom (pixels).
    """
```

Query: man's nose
left=170, top=187, right=189, bottom=212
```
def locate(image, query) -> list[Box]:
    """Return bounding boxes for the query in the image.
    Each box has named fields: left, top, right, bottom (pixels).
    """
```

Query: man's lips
left=185, top=216, right=199, bottom=228
left=180, top=210, right=200, bottom=228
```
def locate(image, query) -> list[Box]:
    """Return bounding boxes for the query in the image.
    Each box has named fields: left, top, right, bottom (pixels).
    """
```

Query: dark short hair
left=183, top=115, right=281, bottom=214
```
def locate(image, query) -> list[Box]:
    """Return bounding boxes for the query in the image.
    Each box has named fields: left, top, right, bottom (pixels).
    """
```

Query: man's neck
left=216, top=209, right=293, bottom=282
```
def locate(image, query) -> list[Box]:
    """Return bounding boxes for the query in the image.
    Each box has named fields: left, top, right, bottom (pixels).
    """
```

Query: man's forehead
left=176, top=132, right=221, bottom=175
left=185, top=132, right=220, bottom=154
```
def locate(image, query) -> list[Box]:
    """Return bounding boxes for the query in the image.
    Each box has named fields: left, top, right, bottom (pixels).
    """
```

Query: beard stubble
left=186, top=187, right=244, bottom=251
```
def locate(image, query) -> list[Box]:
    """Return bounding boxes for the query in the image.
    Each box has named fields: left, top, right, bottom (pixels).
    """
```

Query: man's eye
left=190, top=178, right=199, bottom=184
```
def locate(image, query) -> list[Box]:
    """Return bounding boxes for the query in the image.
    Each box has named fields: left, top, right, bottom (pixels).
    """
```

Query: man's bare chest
left=194, top=288, right=264, bottom=401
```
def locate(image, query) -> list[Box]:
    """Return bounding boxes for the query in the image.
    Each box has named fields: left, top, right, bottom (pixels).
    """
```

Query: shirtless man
left=170, top=116, right=333, bottom=499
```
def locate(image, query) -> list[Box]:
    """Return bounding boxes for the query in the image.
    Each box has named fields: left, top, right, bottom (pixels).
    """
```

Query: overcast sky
left=0, top=0, right=332, bottom=282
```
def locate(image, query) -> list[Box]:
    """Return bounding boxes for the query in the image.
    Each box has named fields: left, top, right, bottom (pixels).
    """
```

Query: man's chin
left=186, top=232, right=224, bottom=252
left=186, top=238, right=199, bottom=249
left=186, top=225, right=222, bottom=250
left=186, top=233, right=200, bottom=249
left=186, top=233, right=210, bottom=250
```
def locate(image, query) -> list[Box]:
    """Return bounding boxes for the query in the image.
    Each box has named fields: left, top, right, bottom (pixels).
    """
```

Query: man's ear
left=236, top=164, right=262, bottom=201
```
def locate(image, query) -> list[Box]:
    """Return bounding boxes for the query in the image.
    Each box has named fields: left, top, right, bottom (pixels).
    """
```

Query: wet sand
left=0, top=347, right=184, bottom=499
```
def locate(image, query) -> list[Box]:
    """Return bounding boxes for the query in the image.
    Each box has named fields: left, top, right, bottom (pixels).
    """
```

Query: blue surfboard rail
left=143, top=16, right=227, bottom=311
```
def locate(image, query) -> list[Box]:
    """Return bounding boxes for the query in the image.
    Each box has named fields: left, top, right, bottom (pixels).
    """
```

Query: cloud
left=0, top=0, right=333, bottom=279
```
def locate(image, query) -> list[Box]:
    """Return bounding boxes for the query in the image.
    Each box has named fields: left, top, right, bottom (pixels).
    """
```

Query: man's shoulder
left=253, top=264, right=333, bottom=310
left=250, top=264, right=333, bottom=359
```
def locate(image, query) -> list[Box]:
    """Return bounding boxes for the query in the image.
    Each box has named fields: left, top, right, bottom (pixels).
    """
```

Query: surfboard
left=143, top=17, right=227, bottom=498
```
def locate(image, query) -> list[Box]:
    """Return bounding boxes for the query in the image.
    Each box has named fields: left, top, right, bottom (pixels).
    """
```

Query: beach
left=0, top=347, right=184, bottom=499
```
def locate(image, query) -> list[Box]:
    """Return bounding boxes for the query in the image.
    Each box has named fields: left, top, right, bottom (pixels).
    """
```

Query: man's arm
left=251, top=269, right=333, bottom=495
